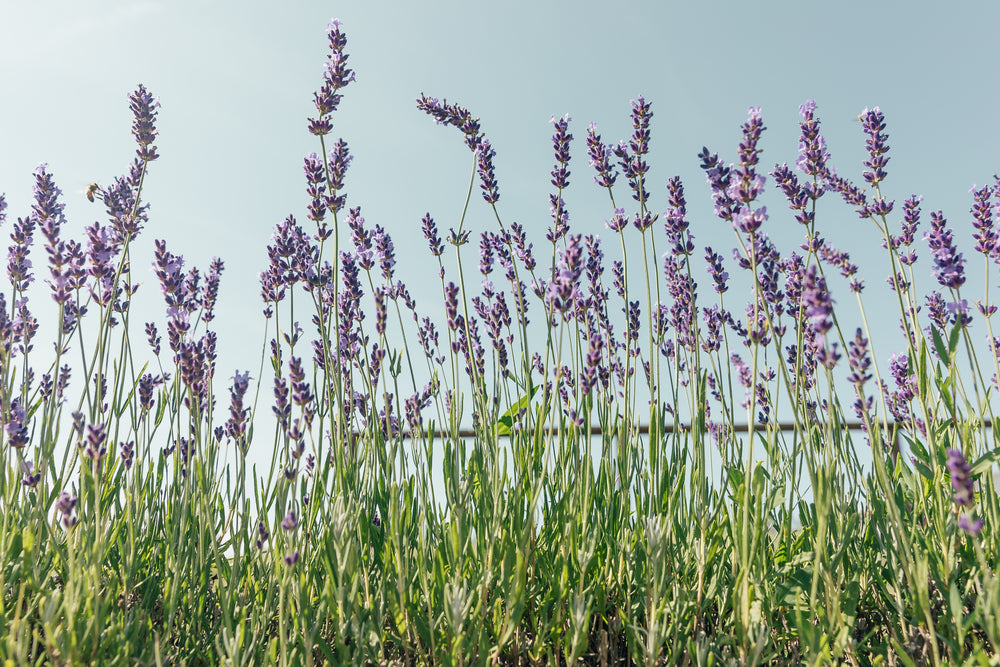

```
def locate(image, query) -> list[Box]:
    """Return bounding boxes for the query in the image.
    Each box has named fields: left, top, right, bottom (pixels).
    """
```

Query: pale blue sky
left=2, top=2, right=999, bottom=468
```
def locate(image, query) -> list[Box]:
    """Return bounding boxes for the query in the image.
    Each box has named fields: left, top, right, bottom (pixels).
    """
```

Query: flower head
left=925, top=210, right=966, bottom=289
left=586, top=122, right=617, bottom=188
left=309, top=18, right=355, bottom=134
left=860, top=106, right=889, bottom=187
left=129, top=84, right=160, bottom=162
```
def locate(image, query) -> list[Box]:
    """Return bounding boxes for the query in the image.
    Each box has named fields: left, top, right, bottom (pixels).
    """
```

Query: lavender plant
left=1, top=16, right=999, bottom=667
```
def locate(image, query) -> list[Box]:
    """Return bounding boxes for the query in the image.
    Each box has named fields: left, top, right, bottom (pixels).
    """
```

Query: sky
left=2, top=1, right=1000, bottom=476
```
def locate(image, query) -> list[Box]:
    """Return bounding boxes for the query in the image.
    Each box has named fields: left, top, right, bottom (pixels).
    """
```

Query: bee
left=85, top=183, right=100, bottom=203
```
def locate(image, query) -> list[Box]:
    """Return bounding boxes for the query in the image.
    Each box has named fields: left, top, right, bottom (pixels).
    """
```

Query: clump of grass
left=1, top=17, right=999, bottom=666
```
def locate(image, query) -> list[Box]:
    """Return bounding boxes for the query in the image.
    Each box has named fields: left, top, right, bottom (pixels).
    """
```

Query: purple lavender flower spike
left=925, top=210, right=966, bottom=289
left=946, top=448, right=983, bottom=535
left=925, top=291, right=949, bottom=334
left=699, top=147, right=737, bottom=223
left=586, top=122, right=617, bottom=188
left=374, top=288, right=388, bottom=336
left=801, top=265, right=834, bottom=338
left=664, top=176, right=694, bottom=256
left=860, top=106, right=889, bottom=187
left=255, top=520, right=270, bottom=550
left=613, top=96, right=653, bottom=206
left=477, top=139, right=500, bottom=204
left=201, top=258, right=224, bottom=323
left=5, top=399, right=29, bottom=449
left=846, top=328, right=872, bottom=386
left=550, top=114, right=572, bottom=189
left=886, top=195, right=921, bottom=267
left=822, top=168, right=870, bottom=219
left=547, top=234, right=583, bottom=315
left=129, top=85, right=160, bottom=162
left=281, top=510, right=298, bottom=531
left=796, top=100, right=829, bottom=177
left=84, top=422, right=108, bottom=463
left=421, top=213, right=445, bottom=257
left=56, top=491, right=78, bottom=529
left=736, top=205, right=768, bottom=236
left=7, top=216, right=36, bottom=293
left=309, top=18, right=355, bottom=135
left=606, top=208, right=628, bottom=233
left=957, top=514, right=984, bottom=536
left=303, top=153, right=327, bottom=223
left=21, top=460, right=41, bottom=488
left=416, top=94, right=483, bottom=151
left=971, top=184, right=997, bottom=257
left=224, top=371, right=252, bottom=452
left=705, top=247, right=729, bottom=294
left=326, top=138, right=352, bottom=214
left=32, top=164, right=66, bottom=246
left=947, top=449, right=975, bottom=507
left=119, top=440, right=135, bottom=469
left=373, top=225, right=395, bottom=282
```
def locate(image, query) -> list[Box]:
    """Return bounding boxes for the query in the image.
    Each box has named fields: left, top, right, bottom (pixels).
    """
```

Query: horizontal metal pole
left=404, top=418, right=994, bottom=440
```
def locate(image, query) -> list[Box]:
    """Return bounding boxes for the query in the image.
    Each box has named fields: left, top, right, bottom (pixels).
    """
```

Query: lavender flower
left=129, top=84, right=160, bottom=162
left=256, top=520, right=270, bottom=550
left=84, top=423, right=108, bottom=463
left=422, top=213, right=445, bottom=257
left=56, top=491, right=78, bottom=529
left=606, top=208, right=628, bottom=233
left=5, top=399, right=29, bottom=450
left=373, top=225, right=395, bottom=282
left=224, top=371, right=252, bottom=451
left=613, top=96, right=653, bottom=206
left=946, top=448, right=983, bottom=535
left=7, top=215, right=35, bottom=292
left=416, top=94, right=483, bottom=151
left=801, top=265, right=834, bottom=338
left=119, top=440, right=135, bottom=469
left=201, top=258, right=224, bottom=323
left=281, top=510, right=298, bottom=531
left=772, top=162, right=813, bottom=227
left=971, top=183, right=997, bottom=257
left=586, top=122, right=617, bottom=188
left=699, top=147, right=737, bottom=223
left=846, top=328, right=872, bottom=386
left=20, top=460, right=41, bottom=488
left=795, top=100, right=829, bottom=177
left=477, top=139, right=500, bottom=204
left=550, top=114, right=572, bottom=189
left=664, top=176, right=694, bottom=256
left=309, top=18, right=355, bottom=135
left=925, top=210, right=966, bottom=289
left=823, top=168, right=870, bottom=219
left=303, top=152, right=327, bottom=223
left=34, top=163, right=68, bottom=242
left=547, top=234, right=583, bottom=315
left=860, top=106, right=889, bottom=187
left=326, top=138, right=352, bottom=214
left=705, top=247, right=729, bottom=294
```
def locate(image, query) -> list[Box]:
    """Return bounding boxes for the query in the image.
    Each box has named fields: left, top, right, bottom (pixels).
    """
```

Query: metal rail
left=417, top=418, right=994, bottom=440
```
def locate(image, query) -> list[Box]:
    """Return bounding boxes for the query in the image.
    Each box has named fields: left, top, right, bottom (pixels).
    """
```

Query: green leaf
left=905, top=434, right=930, bottom=463
left=948, top=319, right=962, bottom=357
left=496, top=385, right=539, bottom=436
left=912, top=459, right=934, bottom=482
left=916, top=341, right=929, bottom=399
left=970, top=447, right=1000, bottom=477
left=931, top=325, right=949, bottom=363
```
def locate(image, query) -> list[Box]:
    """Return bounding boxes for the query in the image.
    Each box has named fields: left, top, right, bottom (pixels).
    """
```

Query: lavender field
left=2, top=12, right=1000, bottom=666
